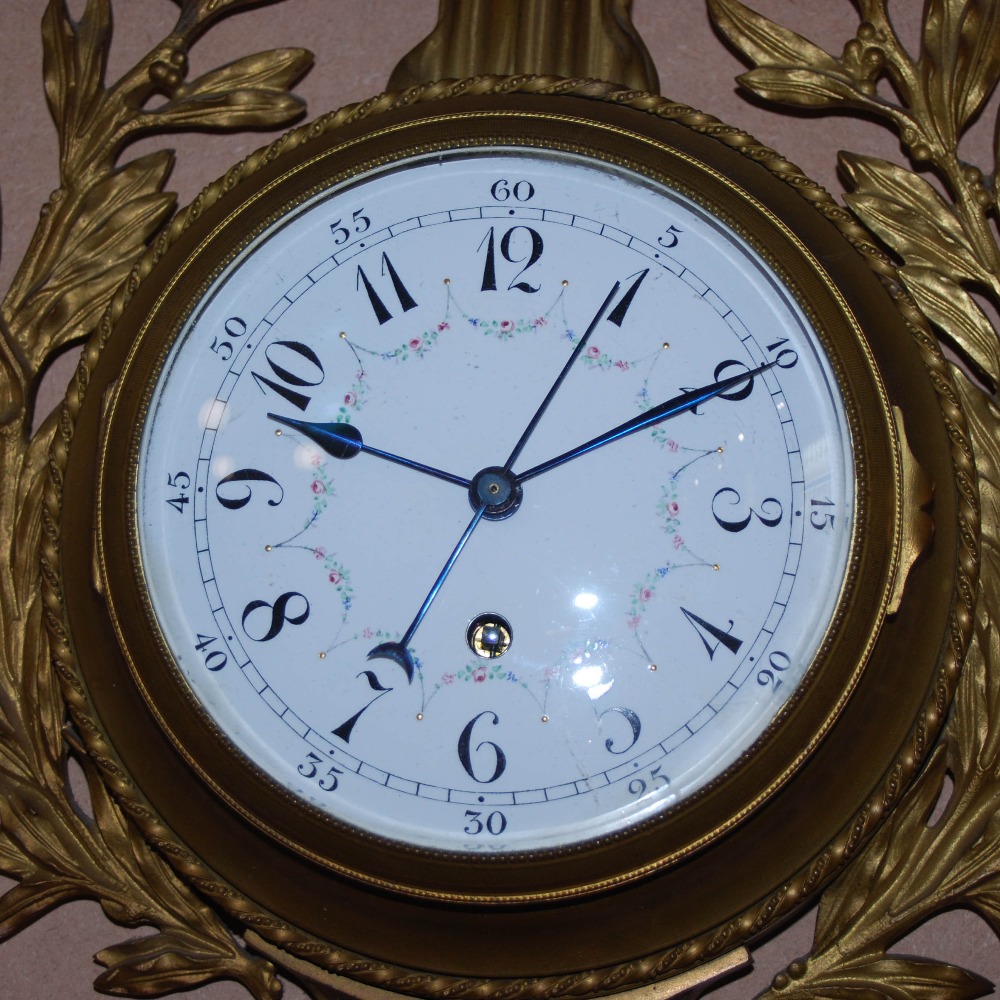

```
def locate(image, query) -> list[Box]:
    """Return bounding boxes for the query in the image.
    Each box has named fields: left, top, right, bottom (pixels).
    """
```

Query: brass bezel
left=58, top=91, right=960, bottom=980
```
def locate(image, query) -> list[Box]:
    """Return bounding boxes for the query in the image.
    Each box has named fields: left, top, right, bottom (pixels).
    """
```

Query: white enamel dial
left=136, top=148, right=853, bottom=854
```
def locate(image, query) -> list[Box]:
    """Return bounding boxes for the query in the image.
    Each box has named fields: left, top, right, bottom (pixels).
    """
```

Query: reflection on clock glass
left=137, top=148, right=853, bottom=853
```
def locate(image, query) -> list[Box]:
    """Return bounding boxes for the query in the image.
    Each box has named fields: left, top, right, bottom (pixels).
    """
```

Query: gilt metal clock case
left=56, top=87, right=962, bottom=983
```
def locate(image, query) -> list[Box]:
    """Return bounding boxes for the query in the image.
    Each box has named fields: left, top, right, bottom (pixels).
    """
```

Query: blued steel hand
left=366, top=282, right=624, bottom=674
left=268, top=414, right=471, bottom=489
left=517, top=360, right=778, bottom=483
left=367, top=504, right=487, bottom=679
left=502, top=281, right=620, bottom=471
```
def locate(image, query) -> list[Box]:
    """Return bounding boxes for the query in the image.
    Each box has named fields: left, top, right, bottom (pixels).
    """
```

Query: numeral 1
left=606, top=269, right=649, bottom=327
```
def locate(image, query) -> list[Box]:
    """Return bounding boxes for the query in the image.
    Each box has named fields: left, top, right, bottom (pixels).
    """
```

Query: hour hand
left=268, top=414, right=471, bottom=488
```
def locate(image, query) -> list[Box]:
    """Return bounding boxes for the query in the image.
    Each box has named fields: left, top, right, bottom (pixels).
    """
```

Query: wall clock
left=1, top=2, right=998, bottom=998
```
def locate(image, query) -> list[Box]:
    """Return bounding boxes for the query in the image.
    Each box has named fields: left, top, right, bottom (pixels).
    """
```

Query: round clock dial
left=136, top=149, right=853, bottom=855
left=63, top=92, right=961, bottom=978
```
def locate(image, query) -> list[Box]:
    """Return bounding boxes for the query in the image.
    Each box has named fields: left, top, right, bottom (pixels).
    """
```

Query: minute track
left=140, top=147, right=849, bottom=854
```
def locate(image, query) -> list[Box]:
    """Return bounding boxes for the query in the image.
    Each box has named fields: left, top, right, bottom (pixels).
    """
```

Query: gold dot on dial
left=541, top=715, right=550, bottom=723
left=339, top=331, right=347, bottom=339
left=649, top=663, right=658, bottom=672
left=416, top=713, right=424, bottom=721
left=264, top=544, right=273, bottom=552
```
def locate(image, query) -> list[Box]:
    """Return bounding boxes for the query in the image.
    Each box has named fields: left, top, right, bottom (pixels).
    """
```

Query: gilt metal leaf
left=709, top=0, right=842, bottom=75
left=0, top=0, right=314, bottom=996
left=41, top=0, right=111, bottom=156
left=150, top=49, right=311, bottom=130
left=95, top=930, right=282, bottom=999
left=922, top=0, right=1000, bottom=134
left=840, top=153, right=981, bottom=281
left=777, top=956, right=991, bottom=1000
left=0, top=877, right=82, bottom=939
left=899, top=265, right=1000, bottom=389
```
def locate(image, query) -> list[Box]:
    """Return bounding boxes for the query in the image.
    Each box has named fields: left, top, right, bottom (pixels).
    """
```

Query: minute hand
left=517, top=361, right=778, bottom=484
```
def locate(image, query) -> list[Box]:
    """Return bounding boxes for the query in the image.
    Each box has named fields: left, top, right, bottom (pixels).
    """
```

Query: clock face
left=134, top=147, right=853, bottom=855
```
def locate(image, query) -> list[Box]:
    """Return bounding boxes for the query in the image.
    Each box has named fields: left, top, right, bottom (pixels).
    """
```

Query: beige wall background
left=0, top=1, right=996, bottom=996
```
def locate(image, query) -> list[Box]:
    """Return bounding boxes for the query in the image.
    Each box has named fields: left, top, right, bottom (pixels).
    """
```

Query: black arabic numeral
left=757, top=650, right=791, bottom=690
left=464, top=809, right=508, bottom=835
left=657, top=224, right=682, bottom=249
left=209, top=316, right=248, bottom=362
left=215, top=469, right=284, bottom=511
left=166, top=471, right=191, bottom=513
left=194, top=633, right=227, bottom=671
left=479, top=226, right=544, bottom=293
left=628, top=764, right=670, bottom=797
left=490, top=179, right=535, bottom=202
left=251, top=340, right=325, bottom=411
left=298, top=751, right=343, bottom=791
left=810, top=497, right=836, bottom=529
left=600, top=706, right=641, bottom=754
left=606, top=269, right=649, bottom=327
left=332, top=669, right=393, bottom=743
left=713, top=360, right=755, bottom=401
left=681, top=607, right=744, bottom=659
left=711, top=487, right=783, bottom=532
left=766, top=337, right=799, bottom=369
left=330, top=208, right=371, bottom=245
left=241, top=591, right=310, bottom=642
left=458, top=711, right=507, bottom=783
left=480, top=227, right=498, bottom=292
left=357, top=253, right=418, bottom=324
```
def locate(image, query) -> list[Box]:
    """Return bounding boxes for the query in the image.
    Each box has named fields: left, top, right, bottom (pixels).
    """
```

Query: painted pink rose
left=500, top=319, right=514, bottom=331
left=640, top=588, right=653, bottom=602
left=311, top=480, right=325, bottom=494
left=473, top=666, right=488, bottom=683
left=667, top=501, right=680, bottom=516
left=438, top=321, right=450, bottom=331
left=409, top=337, right=422, bottom=350
left=587, top=346, right=601, bottom=358
left=344, top=391, right=357, bottom=406
left=328, top=569, right=342, bottom=585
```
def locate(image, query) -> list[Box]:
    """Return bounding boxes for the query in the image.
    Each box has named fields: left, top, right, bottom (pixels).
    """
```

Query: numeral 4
left=681, top=607, right=743, bottom=658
